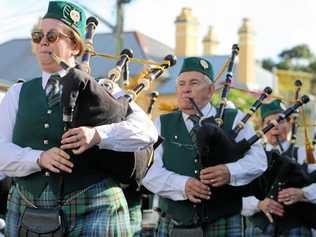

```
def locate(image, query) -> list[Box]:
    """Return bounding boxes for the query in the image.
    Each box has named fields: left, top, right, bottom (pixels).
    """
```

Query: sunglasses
left=31, top=30, right=72, bottom=44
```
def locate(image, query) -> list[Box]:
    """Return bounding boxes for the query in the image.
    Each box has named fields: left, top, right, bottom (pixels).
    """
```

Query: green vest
left=159, top=109, right=241, bottom=225
left=13, top=78, right=107, bottom=197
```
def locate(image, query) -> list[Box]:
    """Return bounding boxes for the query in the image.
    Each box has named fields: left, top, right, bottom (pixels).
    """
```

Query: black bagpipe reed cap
left=163, top=55, right=177, bottom=68
left=150, top=91, right=159, bottom=97
left=295, top=80, right=303, bottom=87
left=120, top=48, right=134, bottom=58
left=301, top=95, right=310, bottom=104
left=264, top=86, right=273, bottom=95
left=232, top=44, right=240, bottom=54
left=86, top=16, right=99, bottom=26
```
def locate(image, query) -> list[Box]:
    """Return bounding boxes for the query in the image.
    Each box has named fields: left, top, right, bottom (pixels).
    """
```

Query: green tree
left=261, top=44, right=315, bottom=72
left=278, top=44, right=314, bottom=61
left=262, top=58, right=275, bottom=71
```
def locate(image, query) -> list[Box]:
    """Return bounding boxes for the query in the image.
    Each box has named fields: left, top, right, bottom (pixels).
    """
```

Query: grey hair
left=176, top=74, right=213, bottom=85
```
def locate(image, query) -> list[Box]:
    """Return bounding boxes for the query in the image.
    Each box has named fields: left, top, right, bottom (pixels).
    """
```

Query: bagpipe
left=187, top=44, right=314, bottom=224
left=189, top=49, right=312, bottom=191
left=190, top=44, right=272, bottom=168
left=245, top=80, right=316, bottom=230
left=49, top=16, right=176, bottom=186
left=261, top=80, right=315, bottom=198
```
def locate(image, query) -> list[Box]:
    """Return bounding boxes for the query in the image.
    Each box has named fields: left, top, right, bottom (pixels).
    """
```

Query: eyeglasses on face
left=31, top=30, right=72, bottom=44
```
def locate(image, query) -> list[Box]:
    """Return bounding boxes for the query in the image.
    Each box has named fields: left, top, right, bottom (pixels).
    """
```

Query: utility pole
left=73, top=0, right=132, bottom=55
left=115, top=0, right=131, bottom=55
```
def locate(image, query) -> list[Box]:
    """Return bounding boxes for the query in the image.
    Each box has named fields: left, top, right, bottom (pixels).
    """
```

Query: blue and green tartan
left=245, top=222, right=312, bottom=237
left=6, top=178, right=132, bottom=237
left=156, top=214, right=243, bottom=237
left=128, top=204, right=142, bottom=237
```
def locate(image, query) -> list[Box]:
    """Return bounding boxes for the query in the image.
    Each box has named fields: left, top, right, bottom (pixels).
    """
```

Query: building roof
left=0, top=31, right=173, bottom=84
left=0, top=31, right=276, bottom=95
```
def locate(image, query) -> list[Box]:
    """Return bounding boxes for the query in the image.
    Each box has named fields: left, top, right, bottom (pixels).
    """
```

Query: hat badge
left=200, top=60, right=208, bottom=69
left=70, top=9, right=80, bottom=23
left=280, top=101, right=286, bottom=110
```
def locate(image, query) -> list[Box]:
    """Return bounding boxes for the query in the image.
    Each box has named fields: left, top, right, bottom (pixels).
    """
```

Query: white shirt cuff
left=10, top=149, right=42, bottom=177
left=225, top=162, right=241, bottom=186
left=241, top=196, right=260, bottom=216
left=95, top=125, right=111, bottom=146
left=25, top=149, right=42, bottom=171
left=178, top=176, right=190, bottom=200
left=302, top=184, right=316, bottom=203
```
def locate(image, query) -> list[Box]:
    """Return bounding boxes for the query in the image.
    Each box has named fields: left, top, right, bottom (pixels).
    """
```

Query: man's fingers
left=268, top=204, right=284, bottom=216
left=190, top=180, right=210, bottom=193
left=60, top=141, right=81, bottom=150
left=61, top=136, right=79, bottom=145
left=190, top=188, right=211, bottom=200
left=72, top=145, right=87, bottom=155
left=283, top=199, right=295, bottom=205
left=200, top=172, right=216, bottom=181
left=62, top=128, right=81, bottom=139
left=264, top=212, right=274, bottom=223
left=186, top=179, right=211, bottom=201
left=189, top=184, right=211, bottom=200
left=200, top=167, right=214, bottom=175
left=273, top=203, right=284, bottom=213
left=55, top=156, right=73, bottom=168
left=200, top=176, right=218, bottom=186
left=51, top=160, right=72, bottom=173
left=201, top=176, right=226, bottom=187
left=272, top=208, right=284, bottom=216
left=187, top=194, right=201, bottom=203
left=55, top=149, right=70, bottom=160
left=47, top=164, right=60, bottom=173
left=211, top=179, right=226, bottom=187
left=61, top=130, right=72, bottom=139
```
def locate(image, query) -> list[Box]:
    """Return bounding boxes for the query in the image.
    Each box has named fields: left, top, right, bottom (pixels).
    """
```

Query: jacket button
left=47, top=109, right=52, bottom=114
left=43, top=139, right=49, bottom=145
left=44, top=123, right=49, bottom=128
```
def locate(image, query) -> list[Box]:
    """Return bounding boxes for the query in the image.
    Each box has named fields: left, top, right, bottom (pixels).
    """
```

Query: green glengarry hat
left=43, top=1, right=86, bottom=39
left=179, top=57, right=214, bottom=81
left=260, top=99, right=286, bottom=120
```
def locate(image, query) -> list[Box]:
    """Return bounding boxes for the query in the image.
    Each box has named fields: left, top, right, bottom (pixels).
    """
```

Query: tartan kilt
left=5, top=178, right=132, bottom=237
left=128, top=204, right=142, bottom=237
left=157, top=214, right=242, bottom=237
left=245, top=220, right=312, bottom=237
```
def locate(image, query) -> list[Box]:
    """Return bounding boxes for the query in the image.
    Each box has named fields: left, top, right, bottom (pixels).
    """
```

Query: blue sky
left=1, top=0, right=316, bottom=60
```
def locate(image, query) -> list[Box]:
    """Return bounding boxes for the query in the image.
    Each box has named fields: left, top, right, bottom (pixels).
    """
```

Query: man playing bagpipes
left=242, top=99, right=316, bottom=237
left=142, top=56, right=267, bottom=237
left=0, top=1, right=158, bottom=236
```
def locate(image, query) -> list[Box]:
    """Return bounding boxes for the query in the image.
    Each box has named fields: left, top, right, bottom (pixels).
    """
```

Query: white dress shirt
left=0, top=71, right=158, bottom=177
left=242, top=140, right=316, bottom=216
left=143, top=103, right=267, bottom=201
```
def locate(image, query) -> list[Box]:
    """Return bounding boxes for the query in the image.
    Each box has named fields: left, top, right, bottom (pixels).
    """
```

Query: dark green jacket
left=13, top=78, right=108, bottom=197
left=159, top=109, right=241, bottom=225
